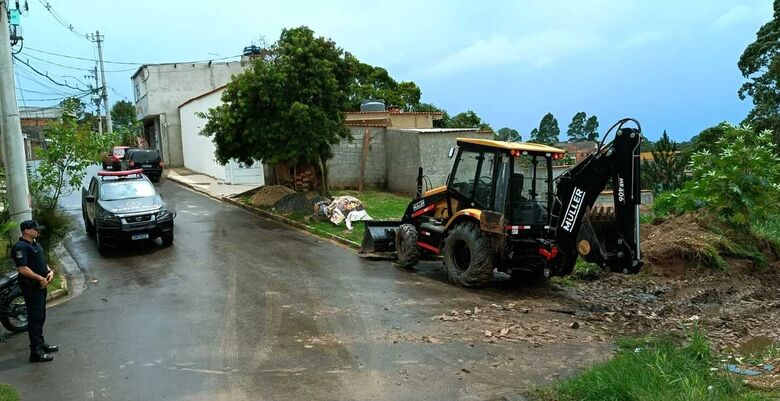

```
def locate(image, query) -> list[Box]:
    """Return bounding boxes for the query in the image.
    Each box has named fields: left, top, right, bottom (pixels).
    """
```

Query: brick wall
left=327, top=127, right=387, bottom=189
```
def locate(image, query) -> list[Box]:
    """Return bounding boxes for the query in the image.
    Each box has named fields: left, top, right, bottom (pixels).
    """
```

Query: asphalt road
left=0, top=178, right=610, bottom=401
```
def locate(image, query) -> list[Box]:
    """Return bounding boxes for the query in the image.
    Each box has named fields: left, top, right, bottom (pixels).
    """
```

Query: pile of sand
left=250, top=185, right=296, bottom=207
left=640, top=214, right=726, bottom=274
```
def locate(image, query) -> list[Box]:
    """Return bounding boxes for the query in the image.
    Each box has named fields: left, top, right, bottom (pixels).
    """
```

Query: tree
left=530, top=113, right=560, bottom=145
left=446, top=110, right=491, bottom=130
left=347, top=60, right=422, bottom=111
left=567, top=112, right=587, bottom=142
left=689, top=122, right=729, bottom=154
left=641, top=130, right=687, bottom=194
left=111, top=100, right=137, bottom=130
left=738, top=0, right=780, bottom=151
left=201, top=26, right=353, bottom=195
left=584, top=115, right=599, bottom=141
left=59, top=97, right=86, bottom=121
left=496, top=127, right=521, bottom=142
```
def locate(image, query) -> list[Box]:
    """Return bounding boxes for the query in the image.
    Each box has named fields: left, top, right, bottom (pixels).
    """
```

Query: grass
left=242, top=189, right=411, bottom=247
left=0, top=384, right=19, bottom=401
left=538, top=327, right=776, bottom=401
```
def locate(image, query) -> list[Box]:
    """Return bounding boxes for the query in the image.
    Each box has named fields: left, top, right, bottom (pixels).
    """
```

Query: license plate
left=131, top=233, right=149, bottom=240
left=143, top=164, right=152, bottom=168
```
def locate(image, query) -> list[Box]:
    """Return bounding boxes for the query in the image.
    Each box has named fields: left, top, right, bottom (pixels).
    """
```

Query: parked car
left=101, top=146, right=131, bottom=170
left=81, top=169, right=175, bottom=254
left=126, top=149, right=165, bottom=182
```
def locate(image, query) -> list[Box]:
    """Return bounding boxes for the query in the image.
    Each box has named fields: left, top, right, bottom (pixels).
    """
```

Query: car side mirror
left=448, top=147, right=456, bottom=159
left=85, top=195, right=96, bottom=203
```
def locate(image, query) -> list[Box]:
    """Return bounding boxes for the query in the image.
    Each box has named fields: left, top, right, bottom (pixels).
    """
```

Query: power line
left=13, top=55, right=89, bottom=91
left=14, top=65, right=75, bottom=96
left=21, top=92, right=91, bottom=102
left=36, top=0, right=90, bottom=41
left=18, top=51, right=94, bottom=71
left=25, top=46, right=243, bottom=66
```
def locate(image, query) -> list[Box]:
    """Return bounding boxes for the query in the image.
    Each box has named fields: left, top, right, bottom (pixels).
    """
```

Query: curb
left=47, top=243, right=74, bottom=303
left=167, top=174, right=361, bottom=249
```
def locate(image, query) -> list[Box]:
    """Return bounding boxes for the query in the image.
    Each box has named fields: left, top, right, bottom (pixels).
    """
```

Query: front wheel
left=0, top=291, right=28, bottom=332
left=443, top=222, right=494, bottom=287
left=161, top=231, right=174, bottom=247
left=395, top=224, right=420, bottom=269
left=96, top=227, right=108, bottom=255
left=83, top=209, right=95, bottom=236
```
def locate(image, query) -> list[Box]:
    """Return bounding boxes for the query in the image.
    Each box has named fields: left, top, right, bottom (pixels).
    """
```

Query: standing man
left=12, top=220, right=59, bottom=363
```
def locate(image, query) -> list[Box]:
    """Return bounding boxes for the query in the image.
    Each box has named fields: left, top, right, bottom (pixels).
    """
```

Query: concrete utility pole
left=91, top=65, right=102, bottom=135
left=92, top=31, right=112, bottom=134
left=0, top=1, right=33, bottom=237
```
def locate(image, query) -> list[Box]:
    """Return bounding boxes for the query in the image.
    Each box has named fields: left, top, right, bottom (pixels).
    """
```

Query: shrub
left=654, top=125, right=780, bottom=230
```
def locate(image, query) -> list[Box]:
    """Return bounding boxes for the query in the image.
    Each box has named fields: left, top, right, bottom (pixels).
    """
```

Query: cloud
left=713, top=5, right=764, bottom=30
left=423, top=31, right=603, bottom=76
left=617, top=30, right=671, bottom=50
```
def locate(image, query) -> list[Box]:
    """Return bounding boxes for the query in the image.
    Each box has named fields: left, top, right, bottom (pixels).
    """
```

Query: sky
left=10, top=0, right=774, bottom=142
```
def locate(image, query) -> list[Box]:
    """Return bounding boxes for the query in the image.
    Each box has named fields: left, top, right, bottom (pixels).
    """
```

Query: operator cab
left=448, top=139, right=566, bottom=237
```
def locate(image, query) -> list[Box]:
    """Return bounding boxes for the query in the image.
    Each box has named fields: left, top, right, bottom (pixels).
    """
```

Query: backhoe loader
left=361, top=118, right=643, bottom=286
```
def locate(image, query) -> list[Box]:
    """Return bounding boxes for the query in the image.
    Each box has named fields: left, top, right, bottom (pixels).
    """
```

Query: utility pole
left=91, top=31, right=112, bottom=134
left=90, top=65, right=102, bottom=135
left=0, top=0, right=32, bottom=237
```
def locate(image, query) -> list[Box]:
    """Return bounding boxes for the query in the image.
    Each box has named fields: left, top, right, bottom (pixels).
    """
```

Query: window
left=450, top=150, right=480, bottom=199
left=473, top=152, right=496, bottom=208
left=510, top=155, right=551, bottom=224
left=100, top=181, right=156, bottom=201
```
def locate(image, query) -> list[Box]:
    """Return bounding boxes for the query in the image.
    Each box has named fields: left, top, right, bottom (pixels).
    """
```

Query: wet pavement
left=0, top=178, right=612, bottom=401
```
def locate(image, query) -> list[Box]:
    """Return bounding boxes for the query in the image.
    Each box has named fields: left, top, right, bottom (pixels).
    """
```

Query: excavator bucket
left=359, top=220, right=402, bottom=256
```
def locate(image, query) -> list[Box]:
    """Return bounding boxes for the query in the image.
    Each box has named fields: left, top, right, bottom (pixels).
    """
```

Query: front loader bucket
left=359, top=220, right=402, bottom=256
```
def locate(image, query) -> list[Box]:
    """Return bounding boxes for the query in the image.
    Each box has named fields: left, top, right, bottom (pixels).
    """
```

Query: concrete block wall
left=327, top=127, right=387, bottom=189
left=385, top=130, right=421, bottom=194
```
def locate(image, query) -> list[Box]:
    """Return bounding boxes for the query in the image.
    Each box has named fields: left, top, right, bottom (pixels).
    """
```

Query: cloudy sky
left=11, top=0, right=773, bottom=141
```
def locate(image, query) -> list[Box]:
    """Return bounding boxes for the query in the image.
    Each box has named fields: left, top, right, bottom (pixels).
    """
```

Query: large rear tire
left=395, top=224, right=420, bottom=269
left=443, top=222, right=494, bottom=287
left=0, top=290, right=28, bottom=333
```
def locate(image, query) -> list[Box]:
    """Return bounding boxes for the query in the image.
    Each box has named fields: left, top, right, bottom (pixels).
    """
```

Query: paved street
left=0, top=179, right=611, bottom=401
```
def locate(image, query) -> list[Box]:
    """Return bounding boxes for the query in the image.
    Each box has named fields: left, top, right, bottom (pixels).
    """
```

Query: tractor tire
left=443, top=221, right=494, bottom=287
left=395, top=224, right=420, bottom=269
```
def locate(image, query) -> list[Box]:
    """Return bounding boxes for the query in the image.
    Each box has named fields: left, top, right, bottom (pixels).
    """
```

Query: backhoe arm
left=549, top=120, right=643, bottom=276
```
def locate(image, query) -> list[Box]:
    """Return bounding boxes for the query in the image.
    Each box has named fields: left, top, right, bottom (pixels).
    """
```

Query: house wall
left=389, top=114, right=435, bottom=129
left=327, top=127, right=387, bottom=189
left=179, top=89, right=226, bottom=180
left=133, top=62, right=246, bottom=166
left=418, top=131, right=491, bottom=193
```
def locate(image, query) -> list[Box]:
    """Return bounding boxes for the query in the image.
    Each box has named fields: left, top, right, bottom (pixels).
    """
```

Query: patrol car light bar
left=98, top=168, right=144, bottom=177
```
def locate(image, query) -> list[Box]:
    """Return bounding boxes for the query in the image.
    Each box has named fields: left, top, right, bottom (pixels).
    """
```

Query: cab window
left=450, top=150, right=480, bottom=200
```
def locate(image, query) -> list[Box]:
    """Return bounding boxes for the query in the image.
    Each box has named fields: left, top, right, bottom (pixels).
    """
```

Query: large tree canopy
left=566, top=112, right=599, bottom=142
left=200, top=26, right=353, bottom=193
left=496, top=127, right=520, bottom=142
left=530, top=113, right=560, bottom=145
left=347, top=61, right=421, bottom=111
left=738, top=0, right=780, bottom=149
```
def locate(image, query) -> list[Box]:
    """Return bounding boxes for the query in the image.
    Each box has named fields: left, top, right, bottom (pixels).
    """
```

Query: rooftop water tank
left=360, top=100, right=385, bottom=112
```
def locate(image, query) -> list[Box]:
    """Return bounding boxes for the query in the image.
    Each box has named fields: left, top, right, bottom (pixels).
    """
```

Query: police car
left=81, top=169, right=175, bottom=254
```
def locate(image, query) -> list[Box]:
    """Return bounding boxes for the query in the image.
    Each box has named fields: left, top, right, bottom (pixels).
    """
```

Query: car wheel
left=102, top=162, right=107, bottom=170
left=442, top=221, right=494, bottom=287
left=96, top=227, right=108, bottom=255
left=162, top=231, right=174, bottom=247
left=83, top=208, right=95, bottom=236
left=395, top=224, right=420, bottom=269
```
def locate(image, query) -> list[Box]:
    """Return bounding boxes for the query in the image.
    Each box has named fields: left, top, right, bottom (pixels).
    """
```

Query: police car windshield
left=100, top=180, right=156, bottom=201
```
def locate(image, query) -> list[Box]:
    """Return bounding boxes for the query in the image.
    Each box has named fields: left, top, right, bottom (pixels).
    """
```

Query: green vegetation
left=642, top=130, right=688, bottom=194
left=529, top=112, right=560, bottom=145
left=242, top=190, right=411, bottom=247
left=566, top=112, right=599, bottom=142
left=543, top=328, right=775, bottom=401
left=0, top=384, right=19, bottom=401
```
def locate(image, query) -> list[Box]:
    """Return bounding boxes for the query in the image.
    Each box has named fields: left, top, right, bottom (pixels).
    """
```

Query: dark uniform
left=12, top=221, right=56, bottom=360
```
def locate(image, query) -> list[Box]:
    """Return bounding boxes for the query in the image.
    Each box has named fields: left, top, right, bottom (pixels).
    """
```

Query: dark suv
left=82, top=169, right=175, bottom=254
left=126, top=149, right=164, bottom=182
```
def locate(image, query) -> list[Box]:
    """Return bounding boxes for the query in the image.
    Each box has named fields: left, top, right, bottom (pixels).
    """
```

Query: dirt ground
left=390, top=214, right=780, bottom=391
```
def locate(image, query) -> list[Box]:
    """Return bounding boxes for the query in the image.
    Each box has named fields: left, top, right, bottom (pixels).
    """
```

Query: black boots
left=29, top=344, right=58, bottom=363
left=41, top=343, right=59, bottom=353
left=29, top=349, right=54, bottom=363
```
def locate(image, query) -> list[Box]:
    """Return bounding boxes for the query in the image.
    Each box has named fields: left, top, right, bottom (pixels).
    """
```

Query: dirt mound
left=274, top=192, right=327, bottom=214
left=250, top=185, right=296, bottom=207
left=640, top=214, right=728, bottom=275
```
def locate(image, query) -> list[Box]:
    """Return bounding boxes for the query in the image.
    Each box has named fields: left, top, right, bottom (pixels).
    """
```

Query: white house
left=178, top=86, right=264, bottom=185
